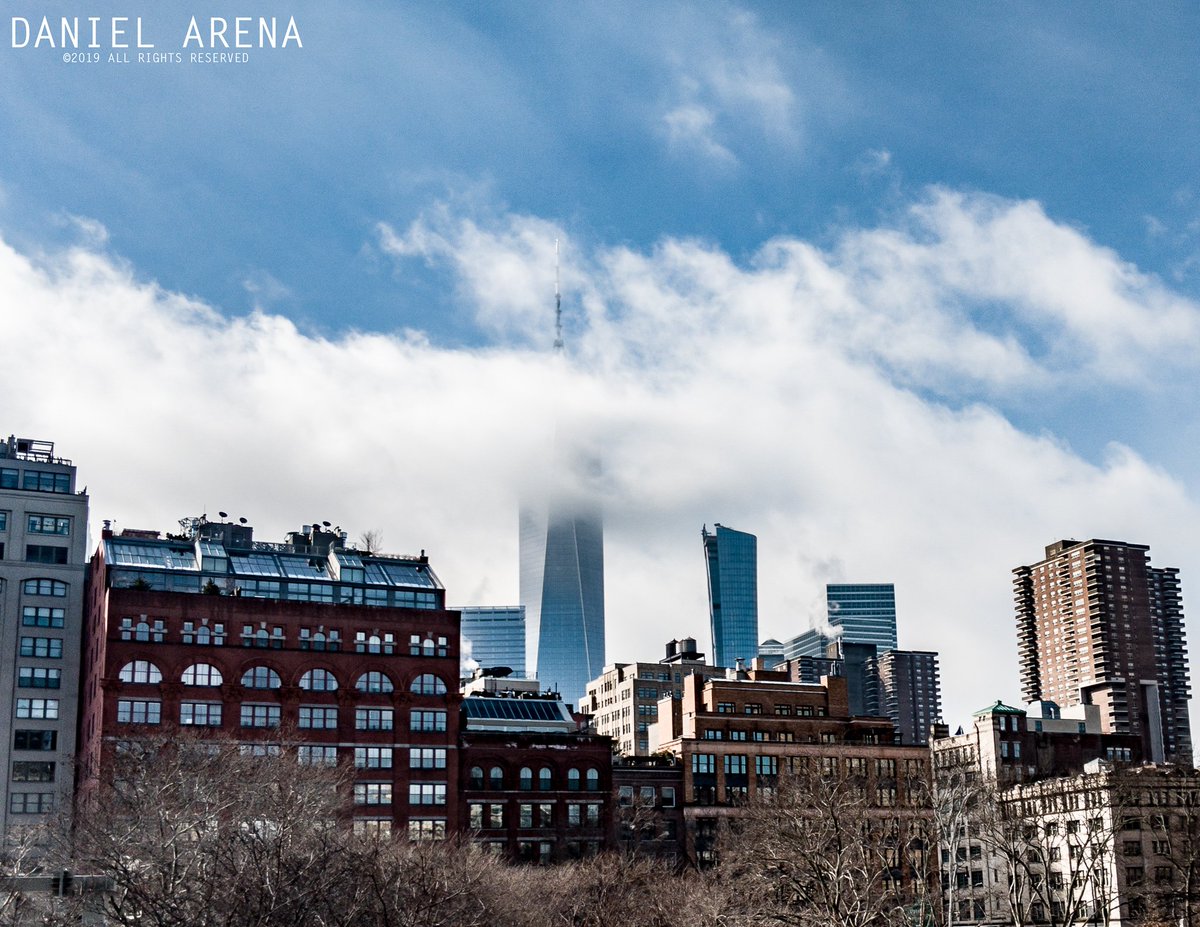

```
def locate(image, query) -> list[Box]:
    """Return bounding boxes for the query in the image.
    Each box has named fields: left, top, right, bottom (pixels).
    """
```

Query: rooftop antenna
left=553, top=238, right=564, bottom=354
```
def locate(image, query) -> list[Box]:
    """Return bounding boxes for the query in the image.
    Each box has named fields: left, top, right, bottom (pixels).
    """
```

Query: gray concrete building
left=0, top=435, right=89, bottom=834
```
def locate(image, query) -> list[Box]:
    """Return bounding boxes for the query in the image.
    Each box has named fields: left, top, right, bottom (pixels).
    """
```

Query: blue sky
left=3, top=1, right=1200, bottom=726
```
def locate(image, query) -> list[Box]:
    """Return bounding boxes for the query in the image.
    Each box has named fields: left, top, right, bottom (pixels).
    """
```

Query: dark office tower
left=520, top=496, right=605, bottom=708
left=702, top=524, right=758, bottom=669
left=0, top=436, right=89, bottom=836
left=1014, top=539, right=1192, bottom=765
left=875, top=650, right=942, bottom=746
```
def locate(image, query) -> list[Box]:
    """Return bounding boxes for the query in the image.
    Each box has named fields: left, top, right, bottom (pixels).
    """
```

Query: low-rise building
left=651, top=669, right=932, bottom=866
left=458, top=690, right=612, bottom=862
left=78, top=518, right=461, bottom=838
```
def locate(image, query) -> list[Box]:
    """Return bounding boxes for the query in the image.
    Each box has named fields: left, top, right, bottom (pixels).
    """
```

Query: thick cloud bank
left=3, top=187, right=1197, bottom=725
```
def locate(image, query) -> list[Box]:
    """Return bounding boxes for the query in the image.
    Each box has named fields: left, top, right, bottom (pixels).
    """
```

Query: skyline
left=3, top=2, right=1200, bottom=732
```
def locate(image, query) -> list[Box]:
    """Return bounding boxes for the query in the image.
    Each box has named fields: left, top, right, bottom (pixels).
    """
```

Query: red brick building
left=79, top=520, right=461, bottom=838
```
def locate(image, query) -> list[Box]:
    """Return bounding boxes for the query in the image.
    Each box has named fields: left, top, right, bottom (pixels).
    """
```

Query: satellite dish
left=218, top=511, right=228, bottom=519
left=239, top=517, right=248, bottom=525
left=322, top=521, right=332, bottom=528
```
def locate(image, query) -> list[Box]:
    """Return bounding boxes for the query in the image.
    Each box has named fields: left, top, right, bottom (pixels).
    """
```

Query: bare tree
left=357, top=530, right=385, bottom=555
left=70, top=733, right=364, bottom=927
left=972, top=774, right=1122, bottom=927
left=716, top=760, right=935, bottom=927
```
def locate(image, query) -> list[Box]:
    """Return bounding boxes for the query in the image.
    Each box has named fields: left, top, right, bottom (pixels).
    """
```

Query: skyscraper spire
left=553, top=237, right=564, bottom=354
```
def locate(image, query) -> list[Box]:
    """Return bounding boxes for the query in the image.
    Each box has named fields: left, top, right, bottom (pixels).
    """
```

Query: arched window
left=539, top=767, right=553, bottom=791
left=519, top=767, right=533, bottom=790
left=22, top=578, right=68, bottom=597
left=181, top=663, right=223, bottom=687
left=134, top=621, right=150, bottom=642
left=196, top=625, right=212, bottom=645
left=118, top=660, right=162, bottom=684
left=356, top=672, right=394, bottom=694
left=241, top=666, right=281, bottom=689
left=586, top=768, right=599, bottom=791
left=299, top=668, right=338, bottom=692
left=469, top=766, right=485, bottom=789
left=489, top=766, right=504, bottom=790
left=567, top=768, right=581, bottom=791
left=409, top=674, right=446, bottom=695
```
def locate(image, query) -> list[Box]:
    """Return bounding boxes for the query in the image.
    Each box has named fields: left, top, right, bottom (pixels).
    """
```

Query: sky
left=3, top=1, right=1200, bottom=731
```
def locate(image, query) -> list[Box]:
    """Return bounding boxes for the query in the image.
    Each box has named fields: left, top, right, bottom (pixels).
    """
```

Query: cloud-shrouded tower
left=519, top=484, right=605, bottom=709
left=519, top=241, right=605, bottom=708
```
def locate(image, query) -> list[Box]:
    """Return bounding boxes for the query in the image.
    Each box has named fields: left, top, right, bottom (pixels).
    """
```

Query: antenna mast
left=553, top=238, right=564, bottom=353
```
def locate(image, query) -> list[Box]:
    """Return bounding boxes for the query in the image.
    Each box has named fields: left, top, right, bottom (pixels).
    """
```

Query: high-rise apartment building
left=701, top=524, right=757, bottom=669
left=875, top=649, right=942, bottom=746
left=0, top=435, right=89, bottom=833
left=519, top=495, right=604, bottom=708
left=785, top=583, right=898, bottom=659
left=457, top=605, right=526, bottom=677
left=1013, top=539, right=1191, bottom=764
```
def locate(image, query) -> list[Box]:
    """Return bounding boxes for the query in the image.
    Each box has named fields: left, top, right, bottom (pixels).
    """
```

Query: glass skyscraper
left=457, top=606, right=526, bottom=677
left=519, top=496, right=605, bottom=708
left=702, top=524, right=758, bottom=669
left=785, top=582, right=898, bottom=659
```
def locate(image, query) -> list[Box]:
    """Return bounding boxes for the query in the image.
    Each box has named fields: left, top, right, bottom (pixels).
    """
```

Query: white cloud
left=655, top=8, right=805, bottom=167
left=662, top=104, right=737, bottom=167
left=4, top=188, right=1200, bottom=729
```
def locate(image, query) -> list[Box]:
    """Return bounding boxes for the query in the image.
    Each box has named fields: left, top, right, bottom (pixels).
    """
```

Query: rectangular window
left=25, top=545, right=68, bottom=565
left=298, top=706, right=338, bottom=729
left=116, top=699, right=160, bottom=724
left=724, top=755, right=748, bottom=775
left=692, top=753, right=716, bottom=774
left=744, top=703, right=763, bottom=715
left=409, top=710, right=446, bottom=732
left=0, top=469, right=14, bottom=489
left=661, top=786, right=676, bottom=808
left=21, top=471, right=70, bottom=493
left=15, top=699, right=59, bottom=720
left=240, top=704, right=280, bottom=728
left=716, top=702, right=735, bottom=713
left=27, top=515, right=70, bottom=536
left=19, top=637, right=63, bottom=659
left=17, top=667, right=61, bottom=689
left=13, top=730, right=56, bottom=751
left=22, top=607, right=64, bottom=628
left=408, top=783, right=447, bottom=806
left=755, top=756, right=778, bottom=776
left=9, top=793, right=54, bottom=814
left=354, top=783, right=393, bottom=805
left=408, top=819, right=446, bottom=840
left=11, top=761, right=55, bottom=783
left=408, top=747, right=445, bottom=769
left=356, top=708, right=394, bottom=731
left=0, top=511, right=7, bottom=531
left=180, top=702, right=222, bottom=726
left=297, top=745, right=338, bottom=766
left=355, top=747, right=394, bottom=769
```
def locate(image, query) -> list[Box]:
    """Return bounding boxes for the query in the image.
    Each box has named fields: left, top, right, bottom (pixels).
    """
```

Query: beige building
left=0, top=435, right=89, bottom=835
left=584, top=638, right=724, bottom=755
